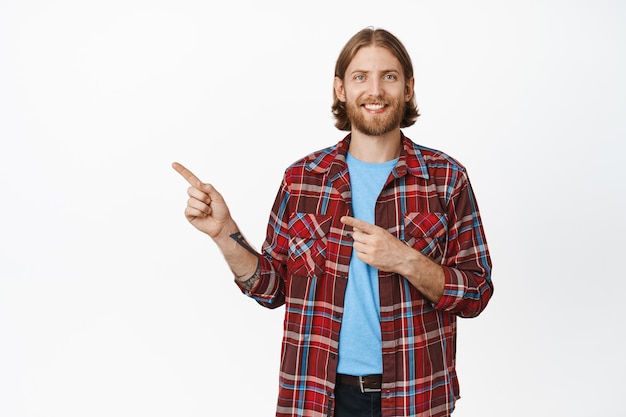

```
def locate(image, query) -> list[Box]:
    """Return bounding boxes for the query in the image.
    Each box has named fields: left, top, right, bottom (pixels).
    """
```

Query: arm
left=433, top=179, right=493, bottom=317
left=340, top=176, right=493, bottom=316
left=172, top=162, right=260, bottom=290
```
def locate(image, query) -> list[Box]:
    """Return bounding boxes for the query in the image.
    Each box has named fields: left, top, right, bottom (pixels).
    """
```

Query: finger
left=172, top=162, right=202, bottom=188
left=188, top=186, right=210, bottom=203
left=352, top=240, right=367, bottom=253
left=187, top=197, right=211, bottom=215
left=185, top=205, right=209, bottom=219
left=351, top=229, right=369, bottom=243
left=341, top=216, right=376, bottom=233
left=173, top=162, right=225, bottom=203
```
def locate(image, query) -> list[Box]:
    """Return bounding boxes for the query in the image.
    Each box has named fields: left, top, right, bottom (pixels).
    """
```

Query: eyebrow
left=349, top=69, right=401, bottom=75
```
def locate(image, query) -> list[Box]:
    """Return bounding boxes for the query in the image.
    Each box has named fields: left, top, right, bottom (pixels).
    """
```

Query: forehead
left=347, top=45, right=403, bottom=74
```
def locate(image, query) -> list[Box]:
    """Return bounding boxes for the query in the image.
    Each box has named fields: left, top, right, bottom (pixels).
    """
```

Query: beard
left=346, top=95, right=405, bottom=136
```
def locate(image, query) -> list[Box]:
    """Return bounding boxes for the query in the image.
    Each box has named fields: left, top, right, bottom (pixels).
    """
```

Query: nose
left=367, top=77, right=383, bottom=97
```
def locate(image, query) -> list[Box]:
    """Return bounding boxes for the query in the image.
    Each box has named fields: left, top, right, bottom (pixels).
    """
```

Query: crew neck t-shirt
left=337, top=153, right=398, bottom=376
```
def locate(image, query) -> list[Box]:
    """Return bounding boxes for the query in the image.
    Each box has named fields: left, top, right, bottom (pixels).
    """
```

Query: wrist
left=395, top=244, right=422, bottom=278
left=211, top=219, right=239, bottom=245
left=212, top=221, right=260, bottom=268
left=399, top=247, right=445, bottom=303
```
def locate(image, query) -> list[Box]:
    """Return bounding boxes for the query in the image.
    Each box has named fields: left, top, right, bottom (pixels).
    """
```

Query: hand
left=340, top=215, right=410, bottom=273
left=172, top=162, right=233, bottom=238
left=341, top=215, right=445, bottom=302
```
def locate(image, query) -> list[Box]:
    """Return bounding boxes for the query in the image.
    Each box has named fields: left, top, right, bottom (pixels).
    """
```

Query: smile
left=363, top=103, right=386, bottom=111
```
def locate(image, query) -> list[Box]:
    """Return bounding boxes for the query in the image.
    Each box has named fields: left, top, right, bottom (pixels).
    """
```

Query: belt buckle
left=358, top=376, right=381, bottom=393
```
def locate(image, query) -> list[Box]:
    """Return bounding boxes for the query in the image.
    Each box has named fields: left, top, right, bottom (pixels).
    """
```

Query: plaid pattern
left=241, top=133, right=493, bottom=417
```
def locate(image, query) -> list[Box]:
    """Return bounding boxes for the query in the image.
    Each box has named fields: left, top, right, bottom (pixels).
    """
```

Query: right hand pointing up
left=172, top=162, right=233, bottom=238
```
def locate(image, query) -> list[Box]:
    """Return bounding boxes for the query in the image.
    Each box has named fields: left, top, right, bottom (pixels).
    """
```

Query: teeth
left=364, top=103, right=384, bottom=110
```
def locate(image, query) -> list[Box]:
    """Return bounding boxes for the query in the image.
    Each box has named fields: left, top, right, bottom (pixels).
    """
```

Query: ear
left=405, top=77, right=415, bottom=102
left=334, top=76, right=346, bottom=102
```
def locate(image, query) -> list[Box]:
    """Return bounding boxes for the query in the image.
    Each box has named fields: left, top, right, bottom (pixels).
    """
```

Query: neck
left=348, top=128, right=402, bottom=163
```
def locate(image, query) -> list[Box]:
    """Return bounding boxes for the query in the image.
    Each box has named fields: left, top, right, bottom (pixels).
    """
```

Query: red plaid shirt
left=240, top=133, right=493, bottom=417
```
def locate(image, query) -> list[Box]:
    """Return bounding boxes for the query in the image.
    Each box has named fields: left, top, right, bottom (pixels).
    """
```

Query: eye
left=353, top=73, right=366, bottom=82
left=384, top=73, right=398, bottom=81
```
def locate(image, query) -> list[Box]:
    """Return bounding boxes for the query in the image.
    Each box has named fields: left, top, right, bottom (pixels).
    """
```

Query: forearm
left=212, top=219, right=261, bottom=291
left=395, top=245, right=445, bottom=304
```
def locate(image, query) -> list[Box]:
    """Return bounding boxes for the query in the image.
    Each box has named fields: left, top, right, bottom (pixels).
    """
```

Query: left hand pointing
left=341, top=215, right=410, bottom=273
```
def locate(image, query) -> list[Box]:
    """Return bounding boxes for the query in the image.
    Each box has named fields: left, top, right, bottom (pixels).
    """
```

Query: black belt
left=336, top=374, right=382, bottom=393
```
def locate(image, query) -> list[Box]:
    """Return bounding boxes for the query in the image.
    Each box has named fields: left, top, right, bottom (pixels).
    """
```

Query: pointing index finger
left=340, top=216, right=374, bottom=232
left=172, top=162, right=202, bottom=187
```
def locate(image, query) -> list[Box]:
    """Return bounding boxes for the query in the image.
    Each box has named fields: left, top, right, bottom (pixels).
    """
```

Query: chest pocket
left=404, top=212, right=448, bottom=262
left=287, top=213, right=332, bottom=278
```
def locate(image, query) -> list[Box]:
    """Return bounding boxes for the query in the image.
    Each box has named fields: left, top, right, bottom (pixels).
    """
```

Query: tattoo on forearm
left=229, top=231, right=258, bottom=256
left=234, top=259, right=261, bottom=291
left=229, top=231, right=261, bottom=290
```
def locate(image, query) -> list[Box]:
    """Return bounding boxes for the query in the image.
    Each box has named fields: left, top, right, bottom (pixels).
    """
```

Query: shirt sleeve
left=433, top=171, right=493, bottom=317
left=235, top=175, right=290, bottom=309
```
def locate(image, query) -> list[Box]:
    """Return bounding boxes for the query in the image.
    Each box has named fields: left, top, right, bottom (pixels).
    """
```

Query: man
left=173, top=27, right=493, bottom=417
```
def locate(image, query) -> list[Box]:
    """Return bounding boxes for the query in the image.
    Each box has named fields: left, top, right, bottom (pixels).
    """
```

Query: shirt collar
left=305, top=132, right=430, bottom=180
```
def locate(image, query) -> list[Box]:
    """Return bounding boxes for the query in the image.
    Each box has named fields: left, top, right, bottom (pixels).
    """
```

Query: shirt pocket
left=287, top=212, right=332, bottom=278
left=404, top=212, right=448, bottom=262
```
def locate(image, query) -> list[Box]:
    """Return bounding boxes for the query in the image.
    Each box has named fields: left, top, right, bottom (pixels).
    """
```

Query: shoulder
left=283, top=141, right=345, bottom=179
left=402, top=137, right=472, bottom=198
left=287, top=144, right=337, bottom=169
left=408, top=140, right=467, bottom=174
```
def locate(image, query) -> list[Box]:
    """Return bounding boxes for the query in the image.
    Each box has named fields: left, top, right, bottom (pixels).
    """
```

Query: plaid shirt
left=241, top=133, right=493, bottom=417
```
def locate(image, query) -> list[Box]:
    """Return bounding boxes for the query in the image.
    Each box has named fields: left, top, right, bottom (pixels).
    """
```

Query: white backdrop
left=1, top=0, right=625, bottom=416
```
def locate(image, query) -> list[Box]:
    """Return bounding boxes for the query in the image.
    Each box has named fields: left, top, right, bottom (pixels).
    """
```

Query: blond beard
left=346, top=96, right=405, bottom=136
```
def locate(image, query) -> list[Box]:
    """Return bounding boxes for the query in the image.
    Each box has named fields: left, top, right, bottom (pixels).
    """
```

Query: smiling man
left=173, top=27, right=493, bottom=417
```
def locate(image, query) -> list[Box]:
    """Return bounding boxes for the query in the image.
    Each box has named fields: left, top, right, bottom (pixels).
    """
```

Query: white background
left=1, top=0, right=625, bottom=415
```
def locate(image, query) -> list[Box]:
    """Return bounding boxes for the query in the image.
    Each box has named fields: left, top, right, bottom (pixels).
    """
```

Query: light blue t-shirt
left=337, top=153, right=398, bottom=376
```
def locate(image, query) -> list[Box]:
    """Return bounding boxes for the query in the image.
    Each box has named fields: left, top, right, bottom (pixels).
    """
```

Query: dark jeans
left=334, top=382, right=381, bottom=417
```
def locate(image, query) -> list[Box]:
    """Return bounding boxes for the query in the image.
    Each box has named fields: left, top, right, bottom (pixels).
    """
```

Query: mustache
left=358, top=96, right=387, bottom=105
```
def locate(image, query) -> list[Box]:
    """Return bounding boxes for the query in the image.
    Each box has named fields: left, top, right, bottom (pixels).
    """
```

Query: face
left=334, top=46, right=414, bottom=136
